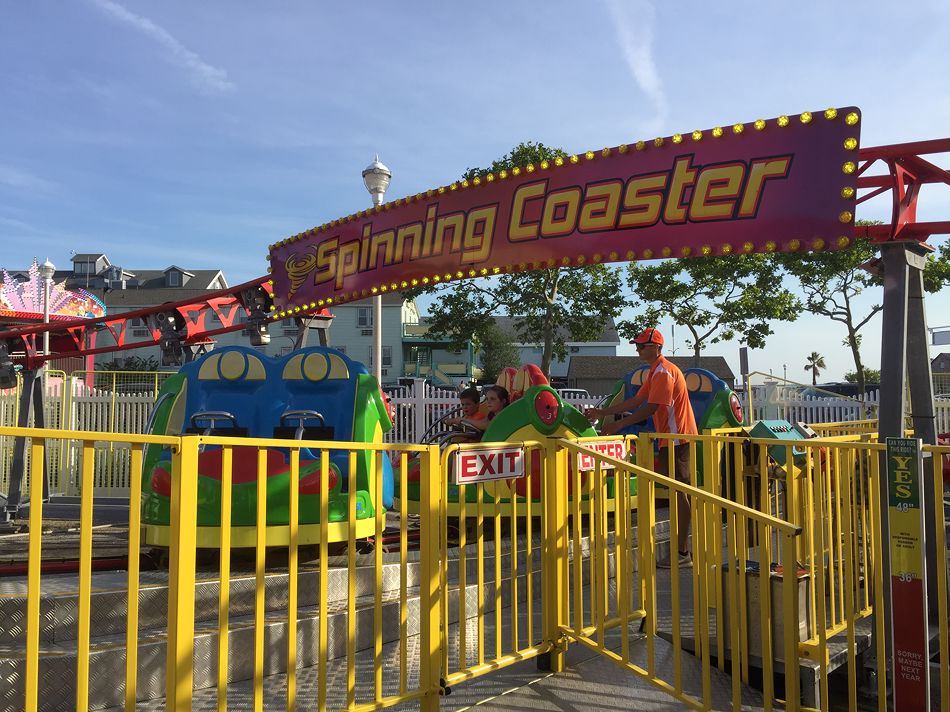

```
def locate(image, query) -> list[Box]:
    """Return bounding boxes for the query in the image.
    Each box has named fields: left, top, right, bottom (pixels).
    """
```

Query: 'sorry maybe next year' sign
left=885, top=437, right=930, bottom=712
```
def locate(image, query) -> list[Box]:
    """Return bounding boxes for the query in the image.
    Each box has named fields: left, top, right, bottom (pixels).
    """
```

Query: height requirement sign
left=886, top=437, right=930, bottom=711
left=268, top=108, right=861, bottom=314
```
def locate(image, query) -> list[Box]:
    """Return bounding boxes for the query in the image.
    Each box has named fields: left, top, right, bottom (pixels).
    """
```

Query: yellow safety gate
left=2, top=425, right=949, bottom=712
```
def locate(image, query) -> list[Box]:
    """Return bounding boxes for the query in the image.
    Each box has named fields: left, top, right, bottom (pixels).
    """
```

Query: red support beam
left=0, top=276, right=329, bottom=369
left=856, top=138, right=950, bottom=243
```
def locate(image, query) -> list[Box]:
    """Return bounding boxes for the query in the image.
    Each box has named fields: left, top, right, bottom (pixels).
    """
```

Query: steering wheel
left=418, top=406, right=465, bottom=444
left=430, top=421, right=482, bottom=447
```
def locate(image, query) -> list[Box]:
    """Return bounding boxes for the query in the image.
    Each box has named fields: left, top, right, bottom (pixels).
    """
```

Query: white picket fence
left=0, top=379, right=157, bottom=498
left=749, top=390, right=880, bottom=425
left=385, top=382, right=950, bottom=444
left=3, top=375, right=949, bottom=499
left=383, top=381, right=603, bottom=444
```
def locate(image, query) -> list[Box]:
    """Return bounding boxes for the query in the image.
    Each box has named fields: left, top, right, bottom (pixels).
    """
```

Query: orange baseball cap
left=632, top=327, right=664, bottom=346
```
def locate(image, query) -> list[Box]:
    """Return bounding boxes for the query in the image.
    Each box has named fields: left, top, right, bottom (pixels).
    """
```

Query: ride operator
left=586, top=327, right=698, bottom=567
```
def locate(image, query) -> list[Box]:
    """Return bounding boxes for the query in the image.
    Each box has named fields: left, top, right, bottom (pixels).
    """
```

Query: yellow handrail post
left=783, top=530, right=801, bottom=712
left=419, top=444, right=443, bottom=712
left=166, top=435, right=199, bottom=712
left=24, top=438, right=46, bottom=712
left=637, top=434, right=658, bottom=675
left=540, top=436, right=568, bottom=672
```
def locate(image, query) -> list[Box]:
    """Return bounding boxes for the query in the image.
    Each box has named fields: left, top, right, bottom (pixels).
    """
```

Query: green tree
left=93, top=355, right=162, bottom=392
left=776, top=225, right=950, bottom=396
left=98, top=356, right=160, bottom=371
left=621, top=255, right=802, bottom=366
left=844, top=367, right=880, bottom=384
left=406, top=141, right=629, bottom=377
left=477, top=322, right=520, bottom=384
left=804, top=351, right=826, bottom=385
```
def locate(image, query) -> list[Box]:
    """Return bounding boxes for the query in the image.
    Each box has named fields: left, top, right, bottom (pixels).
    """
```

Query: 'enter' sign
left=576, top=440, right=627, bottom=471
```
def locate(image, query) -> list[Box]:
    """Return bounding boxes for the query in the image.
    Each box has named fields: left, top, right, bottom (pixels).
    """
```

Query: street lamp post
left=362, top=156, right=392, bottom=387
left=39, top=259, right=56, bottom=373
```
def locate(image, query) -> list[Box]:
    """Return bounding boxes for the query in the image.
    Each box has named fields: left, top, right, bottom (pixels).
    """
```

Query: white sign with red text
left=576, top=440, right=627, bottom=471
left=454, top=447, right=525, bottom=485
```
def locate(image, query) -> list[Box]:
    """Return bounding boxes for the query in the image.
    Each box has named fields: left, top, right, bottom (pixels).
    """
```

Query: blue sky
left=2, top=1, right=949, bottom=383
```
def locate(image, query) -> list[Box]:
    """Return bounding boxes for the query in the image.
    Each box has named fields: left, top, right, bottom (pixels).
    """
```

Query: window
left=127, top=317, right=147, bottom=337
left=74, top=260, right=95, bottom=275
left=357, top=307, right=372, bottom=328
left=367, top=346, right=393, bottom=367
left=167, top=271, right=182, bottom=287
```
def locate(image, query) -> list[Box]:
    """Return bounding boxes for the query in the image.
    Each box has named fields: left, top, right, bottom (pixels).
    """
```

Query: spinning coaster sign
left=269, top=107, right=861, bottom=314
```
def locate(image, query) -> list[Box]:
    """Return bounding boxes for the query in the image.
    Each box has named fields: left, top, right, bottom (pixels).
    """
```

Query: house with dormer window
left=163, top=266, right=194, bottom=288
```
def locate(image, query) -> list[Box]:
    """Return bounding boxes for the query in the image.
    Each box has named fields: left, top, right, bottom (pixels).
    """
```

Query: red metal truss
left=854, top=138, right=950, bottom=242
left=0, top=276, right=329, bottom=369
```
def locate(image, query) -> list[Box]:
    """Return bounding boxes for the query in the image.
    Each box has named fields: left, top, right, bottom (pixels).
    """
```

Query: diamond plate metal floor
left=101, top=612, right=764, bottom=712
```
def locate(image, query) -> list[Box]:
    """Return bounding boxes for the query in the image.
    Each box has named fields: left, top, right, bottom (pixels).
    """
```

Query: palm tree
left=804, top=351, right=826, bottom=385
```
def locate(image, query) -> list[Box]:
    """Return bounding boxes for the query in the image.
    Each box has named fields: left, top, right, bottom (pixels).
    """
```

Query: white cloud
left=604, top=0, right=667, bottom=135
left=0, top=165, right=58, bottom=193
left=87, top=0, right=235, bottom=94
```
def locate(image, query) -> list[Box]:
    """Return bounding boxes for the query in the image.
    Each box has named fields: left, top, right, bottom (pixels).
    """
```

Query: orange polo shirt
left=640, top=356, right=698, bottom=445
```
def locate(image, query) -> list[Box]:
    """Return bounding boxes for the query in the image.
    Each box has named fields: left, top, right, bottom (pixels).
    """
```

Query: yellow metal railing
left=809, top=418, right=879, bottom=437
left=5, top=426, right=176, bottom=712
left=4, top=425, right=445, bottom=712
left=557, top=436, right=804, bottom=712
left=634, top=429, right=950, bottom=712
left=7, top=422, right=950, bottom=712
left=164, top=435, right=444, bottom=712
left=437, top=440, right=554, bottom=687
